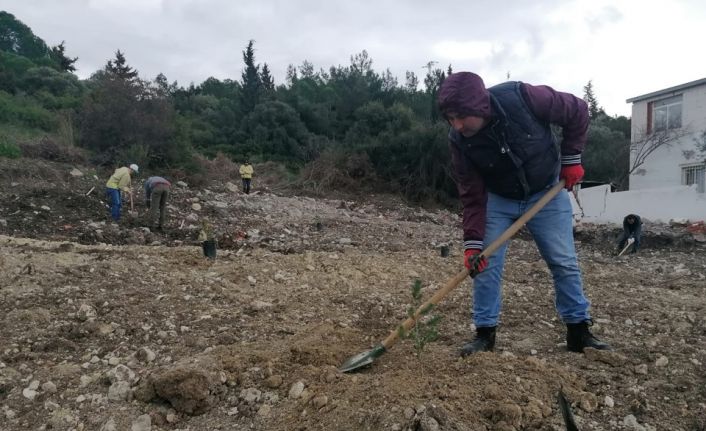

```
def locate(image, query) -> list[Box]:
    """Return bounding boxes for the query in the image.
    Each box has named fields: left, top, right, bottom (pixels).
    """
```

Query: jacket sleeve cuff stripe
left=463, top=240, right=483, bottom=251
left=561, top=154, right=581, bottom=165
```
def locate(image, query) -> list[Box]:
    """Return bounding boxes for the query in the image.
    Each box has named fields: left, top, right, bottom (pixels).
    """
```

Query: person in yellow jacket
left=105, top=163, right=138, bottom=221
left=239, top=160, right=254, bottom=194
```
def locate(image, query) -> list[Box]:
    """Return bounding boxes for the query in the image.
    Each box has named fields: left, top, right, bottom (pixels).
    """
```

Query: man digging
left=438, top=72, right=612, bottom=356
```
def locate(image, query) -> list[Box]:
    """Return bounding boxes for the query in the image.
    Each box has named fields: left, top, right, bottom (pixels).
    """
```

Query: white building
left=626, top=78, right=706, bottom=192
left=571, top=79, right=706, bottom=224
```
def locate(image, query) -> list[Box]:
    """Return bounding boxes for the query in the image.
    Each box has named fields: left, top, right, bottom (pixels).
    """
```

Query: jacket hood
left=437, top=72, right=491, bottom=119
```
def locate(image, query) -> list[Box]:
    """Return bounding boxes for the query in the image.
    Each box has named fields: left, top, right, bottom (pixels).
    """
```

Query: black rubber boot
left=566, top=321, right=612, bottom=353
left=460, top=326, right=496, bottom=357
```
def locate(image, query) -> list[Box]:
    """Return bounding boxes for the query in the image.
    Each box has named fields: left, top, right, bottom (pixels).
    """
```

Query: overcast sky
left=2, top=0, right=705, bottom=116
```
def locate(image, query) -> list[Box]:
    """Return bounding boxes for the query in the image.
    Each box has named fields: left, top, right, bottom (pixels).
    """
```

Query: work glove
left=464, top=249, right=488, bottom=277
left=559, top=164, right=584, bottom=190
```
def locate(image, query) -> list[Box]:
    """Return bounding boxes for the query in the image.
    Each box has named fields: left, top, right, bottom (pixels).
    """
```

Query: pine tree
left=241, top=40, right=261, bottom=111
left=583, top=80, right=601, bottom=118
left=106, top=50, right=139, bottom=82
left=50, top=41, right=78, bottom=72
left=405, top=71, right=419, bottom=92
left=260, top=63, right=274, bottom=93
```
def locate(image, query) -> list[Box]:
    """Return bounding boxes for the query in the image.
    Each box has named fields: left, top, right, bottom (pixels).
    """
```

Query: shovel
left=617, top=237, right=634, bottom=257
left=339, top=180, right=566, bottom=372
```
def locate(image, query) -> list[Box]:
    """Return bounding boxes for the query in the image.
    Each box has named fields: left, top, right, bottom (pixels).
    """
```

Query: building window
left=681, top=163, right=705, bottom=193
left=653, top=95, right=682, bottom=132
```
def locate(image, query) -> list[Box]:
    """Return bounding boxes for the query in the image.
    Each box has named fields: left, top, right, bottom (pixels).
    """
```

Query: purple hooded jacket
left=438, top=72, right=589, bottom=250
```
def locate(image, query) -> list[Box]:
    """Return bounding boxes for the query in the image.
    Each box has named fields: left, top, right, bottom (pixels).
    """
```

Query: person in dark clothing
left=144, top=176, right=171, bottom=232
left=437, top=72, right=612, bottom=356
left=617, top=214, right=642, bottom=254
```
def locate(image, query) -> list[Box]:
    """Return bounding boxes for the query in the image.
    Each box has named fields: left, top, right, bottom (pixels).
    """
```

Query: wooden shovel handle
left=381, top=180, right=566, bottom=349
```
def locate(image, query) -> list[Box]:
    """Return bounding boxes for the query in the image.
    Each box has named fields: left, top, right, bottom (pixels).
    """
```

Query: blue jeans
left=472, top=186, right=591, bottom=327
left=106, top=188, right=121, bottom=221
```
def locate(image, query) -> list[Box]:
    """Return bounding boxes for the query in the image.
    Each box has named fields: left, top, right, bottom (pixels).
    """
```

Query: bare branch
left=630, top=126, right=692, bottom=175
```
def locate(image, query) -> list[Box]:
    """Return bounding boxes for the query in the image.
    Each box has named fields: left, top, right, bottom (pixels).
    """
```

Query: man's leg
left=107, top=188, right=121, bottom=221
left=526, top=188, right=611, bottom=352
left=617, top=231, right=628, bottom=252
left=526, top=188, right=590, bottom=323
left=472, top=193, right=518, bottom=327
left=460, top=193, right=517, bottom=356
left=631, top=225, right=641, bottom=253
left=150, top=190, right=161, bottom=228
left=159, top=188, right=169, bottom=228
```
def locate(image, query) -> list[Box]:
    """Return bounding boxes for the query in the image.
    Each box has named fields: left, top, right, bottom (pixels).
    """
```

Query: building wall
left=629, top=85, right=706, bottom=190
left=572, top=184, right=706, bottom=224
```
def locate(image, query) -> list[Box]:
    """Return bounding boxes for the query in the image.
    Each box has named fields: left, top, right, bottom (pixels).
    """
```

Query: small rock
left=191, top=203, right=202, bottom=211
left=77, top=303, right=97, bottom=322
left=404, top=407, right=416, bottom=419
left=42, top=381, right=57, bottom=393
left=108, top=357, right=120, bottom=366
left=251, top=300, right=273, bottom=311
left=338, top=238, right=352, bottom=245
left=99, top=417, right=117, bottom=431
left=40, top=205, right=51, bottom=211
left=655, top=355, right=669, bottom=367
left=176, top=181, right=188, bottom=188
left=166, top=412, right=178, bottom=423
left=225, top=182, right=239, bottom=193
left=311, top=394, right=328, bottom=409
left=419, top=415, right=440, bottom=431
left=136, top=347, right=156, bottom=363
left=623, top=414, right=647, bottom=431
left=4, top=409, right=16, bottom=419
left=289, top=381, right=305, bottom=399
left=579, top=392, right=598, bottom=412
left=28, top=380, right=40, bottom=390
left=247, top=276, right=257, bottom=285
left=131, top=414, right=151, bottom=431
left=70, top=168, right=84, bottom=177
left=240, top=387, right=261, bottom=404
left=76, top=394, right=86, bottom=403
left=258, top=404, right=272, bottom=417
left=22, top=387, right=38, bottom=400
left=108, top=381, right=132, bottom=401
left=635, top=364, right=648, bottom=375
left=265, top=375, right=283, bottom=388
left=604, top=395, right=615, bottom=408
left=106, top=364, right=136, bottom=384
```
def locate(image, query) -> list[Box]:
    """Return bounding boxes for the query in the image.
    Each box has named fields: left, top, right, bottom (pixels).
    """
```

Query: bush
left=18, top=136, right=86, bottom=163
left=298, top=149, right=378, bottom=195
left=0, top=140, right=21, bottom=158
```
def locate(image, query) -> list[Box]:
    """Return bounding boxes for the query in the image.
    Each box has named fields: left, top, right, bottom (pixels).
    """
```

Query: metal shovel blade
left=338, top=344, right=386, bottom=373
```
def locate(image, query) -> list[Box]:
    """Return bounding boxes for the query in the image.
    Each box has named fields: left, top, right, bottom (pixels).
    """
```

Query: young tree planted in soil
left=398, top=279, right=442, bottom=360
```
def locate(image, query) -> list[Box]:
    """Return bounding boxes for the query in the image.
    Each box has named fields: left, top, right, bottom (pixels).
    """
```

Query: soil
left=0, top=158, right=705, bottom=431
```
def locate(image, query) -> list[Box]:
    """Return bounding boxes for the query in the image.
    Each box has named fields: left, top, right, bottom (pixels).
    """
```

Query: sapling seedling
left=397, top=279, right=442, bottom=360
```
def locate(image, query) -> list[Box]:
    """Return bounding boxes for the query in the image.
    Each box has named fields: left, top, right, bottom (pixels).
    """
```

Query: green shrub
left=0, top=139, right=21, bottom=158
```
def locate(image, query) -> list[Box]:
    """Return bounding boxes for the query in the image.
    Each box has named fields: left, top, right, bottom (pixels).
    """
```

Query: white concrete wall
left=629, top=84, right=706, bottom=190
left=571, top=184, right=706, bottom=224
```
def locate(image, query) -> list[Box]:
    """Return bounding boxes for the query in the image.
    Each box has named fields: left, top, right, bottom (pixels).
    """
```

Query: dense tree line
left=0, top=11, right=632, bottom=205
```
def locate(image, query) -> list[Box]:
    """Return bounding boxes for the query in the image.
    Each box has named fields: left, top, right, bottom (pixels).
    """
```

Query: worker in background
left=239, top=159, right=254, bottom=194
left=144, top=176, right=171, bottom=232
left=105, top=163, right=138, bottom=222
left=617, top=214, right=642, bottom=254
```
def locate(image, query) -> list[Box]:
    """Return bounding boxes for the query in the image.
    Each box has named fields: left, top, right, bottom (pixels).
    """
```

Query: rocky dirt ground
left=0, top=159, right=705, bottom=431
